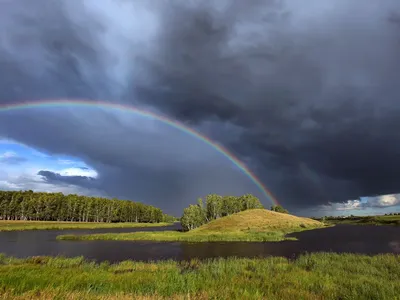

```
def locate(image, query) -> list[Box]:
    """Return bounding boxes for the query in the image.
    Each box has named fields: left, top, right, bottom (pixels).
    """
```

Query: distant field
left=322, top=214, right=400, bottom=226
left=58, top=209, right=326, bottom=242
left=0, top=253, right=398, bottom=299
left=0, top=220, right=173, bottom=232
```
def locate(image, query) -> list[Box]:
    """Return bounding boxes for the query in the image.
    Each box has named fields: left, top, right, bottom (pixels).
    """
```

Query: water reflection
left=389, top=241, right=400, bottom=253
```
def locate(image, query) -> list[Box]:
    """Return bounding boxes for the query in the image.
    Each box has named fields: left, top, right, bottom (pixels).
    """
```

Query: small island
left=58, top=194, right=326, bottom=242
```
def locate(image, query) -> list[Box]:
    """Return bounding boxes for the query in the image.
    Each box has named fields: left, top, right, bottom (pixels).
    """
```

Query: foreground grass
left=0, top=253, right=398, bottom=299
left=58, top=209, right=326, bottom=242
left=0, top=220, right=173, bottom=232
left=323, top=215, right=400, bottom=226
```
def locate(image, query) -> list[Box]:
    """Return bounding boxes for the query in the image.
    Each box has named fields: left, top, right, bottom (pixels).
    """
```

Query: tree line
left=0, top=190, right=175, bottom=223
left=180, top=194, right=264, bottom=231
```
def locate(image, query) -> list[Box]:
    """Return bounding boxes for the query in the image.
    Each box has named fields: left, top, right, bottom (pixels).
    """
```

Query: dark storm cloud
left=129, top=0, right=400, bottom=208
left=1, top=0, right=400, bottom=214
left=37, top=170, right=96, bottom=186
left=0, top=0, right=113, bottom=102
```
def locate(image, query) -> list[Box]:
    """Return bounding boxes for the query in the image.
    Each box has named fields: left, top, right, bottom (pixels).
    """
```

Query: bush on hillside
left=181, top=194, right=263, bottom=231
left=270, top=205, right=289, bottom=214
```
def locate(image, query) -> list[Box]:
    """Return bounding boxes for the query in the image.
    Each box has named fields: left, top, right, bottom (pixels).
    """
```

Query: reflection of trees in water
left=389, top=241, right=400, bottom=253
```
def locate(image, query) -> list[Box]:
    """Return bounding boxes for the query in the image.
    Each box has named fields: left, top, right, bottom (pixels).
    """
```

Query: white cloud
left=0, top=151, right=27, bottom=164
left=0, top=142, right=101, bottom=196
left=57, top=159, right=76, bottom=165
left=0, top=151, right=18, bottom=159
left=338, top=200, right=363, bottom=210
left=319, top=199, right=364, bottom=211
left=365, top=194, right=400, bottom=208
left=58, top=167, right=98, bottom=178
left=318, top=193, right=400, bottom=213
left=0, top=180, right=22, bottom=189
left=0, top=169, right=103, bottom=196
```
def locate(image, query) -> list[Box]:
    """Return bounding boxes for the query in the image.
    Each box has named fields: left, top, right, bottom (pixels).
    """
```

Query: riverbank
left=58, top=209, right=326, bottom=242
left=0, top=253, right=398, bottom=299
left=322, top=215, right=400, bottom=226
left=0, top=220, right=174, bottom=231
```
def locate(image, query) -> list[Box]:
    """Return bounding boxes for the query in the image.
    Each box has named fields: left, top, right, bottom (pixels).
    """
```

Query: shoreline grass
left=0, top=253, right=398, bottom=299
left=57, top=226, right=326, bottom=242
left=0, top=220, right=174, bottom=232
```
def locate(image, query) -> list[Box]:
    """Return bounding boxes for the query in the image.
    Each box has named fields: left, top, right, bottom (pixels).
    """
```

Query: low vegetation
left=0, top=190, right=175, bottom=224
left=317, top=214, right=400, bottom=226
left=58, top=209, right=325, bottom=242
left=0, top=253, right=398, bottom=299
left=0, top=220, right=173, bottom=232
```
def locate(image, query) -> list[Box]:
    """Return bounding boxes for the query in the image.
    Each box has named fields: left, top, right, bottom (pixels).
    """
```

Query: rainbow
left=0, top=99, right=279, bottom=205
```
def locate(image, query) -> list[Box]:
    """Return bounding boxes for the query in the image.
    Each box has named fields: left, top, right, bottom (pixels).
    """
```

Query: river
left=0, top=224, right=399, bottom=262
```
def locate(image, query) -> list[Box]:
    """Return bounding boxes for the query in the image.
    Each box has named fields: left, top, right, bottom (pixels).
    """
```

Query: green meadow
left=0, top=220, right=173, bottom=232
left=0, top=253, right=398, bottom=300
left=320, top=214, right=400, bottom=226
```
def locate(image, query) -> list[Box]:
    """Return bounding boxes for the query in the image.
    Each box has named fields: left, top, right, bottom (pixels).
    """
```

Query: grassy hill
left=58, top=209, right=326, bottom=242
left=195, top=209, right=323, bottom=233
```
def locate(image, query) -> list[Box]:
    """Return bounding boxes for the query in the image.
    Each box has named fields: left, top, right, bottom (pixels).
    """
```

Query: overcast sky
left=1, top=0, right=400, bottom=216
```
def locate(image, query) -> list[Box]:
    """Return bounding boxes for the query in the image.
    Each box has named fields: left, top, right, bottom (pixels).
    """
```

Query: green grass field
left=323, top=214, right=400, bottom=226
left=0, top=220, right=173, bottom=232
left=58, top=209, right=326, bottom=242
left=0, top=253, right=398, bottom=299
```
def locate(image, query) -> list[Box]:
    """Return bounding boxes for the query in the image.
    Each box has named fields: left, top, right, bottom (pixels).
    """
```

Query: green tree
left=181, top=202, right=206, bottom=231
left=205, top=194, right=223, bottom=221
left=271, top=205, right=289, bottom=214
left=182, top=193, right=264, bottom=231
left=240, top=194, right=263, bottom=210
left=0, top=190, right=171, bottom=223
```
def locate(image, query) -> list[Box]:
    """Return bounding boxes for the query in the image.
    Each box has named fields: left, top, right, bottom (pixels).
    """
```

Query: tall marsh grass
left=0, top=253, right=399, bottom=299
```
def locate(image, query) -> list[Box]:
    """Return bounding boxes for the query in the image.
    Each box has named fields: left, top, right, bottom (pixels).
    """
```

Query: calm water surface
left=0, top=224, right=399, bottom=262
